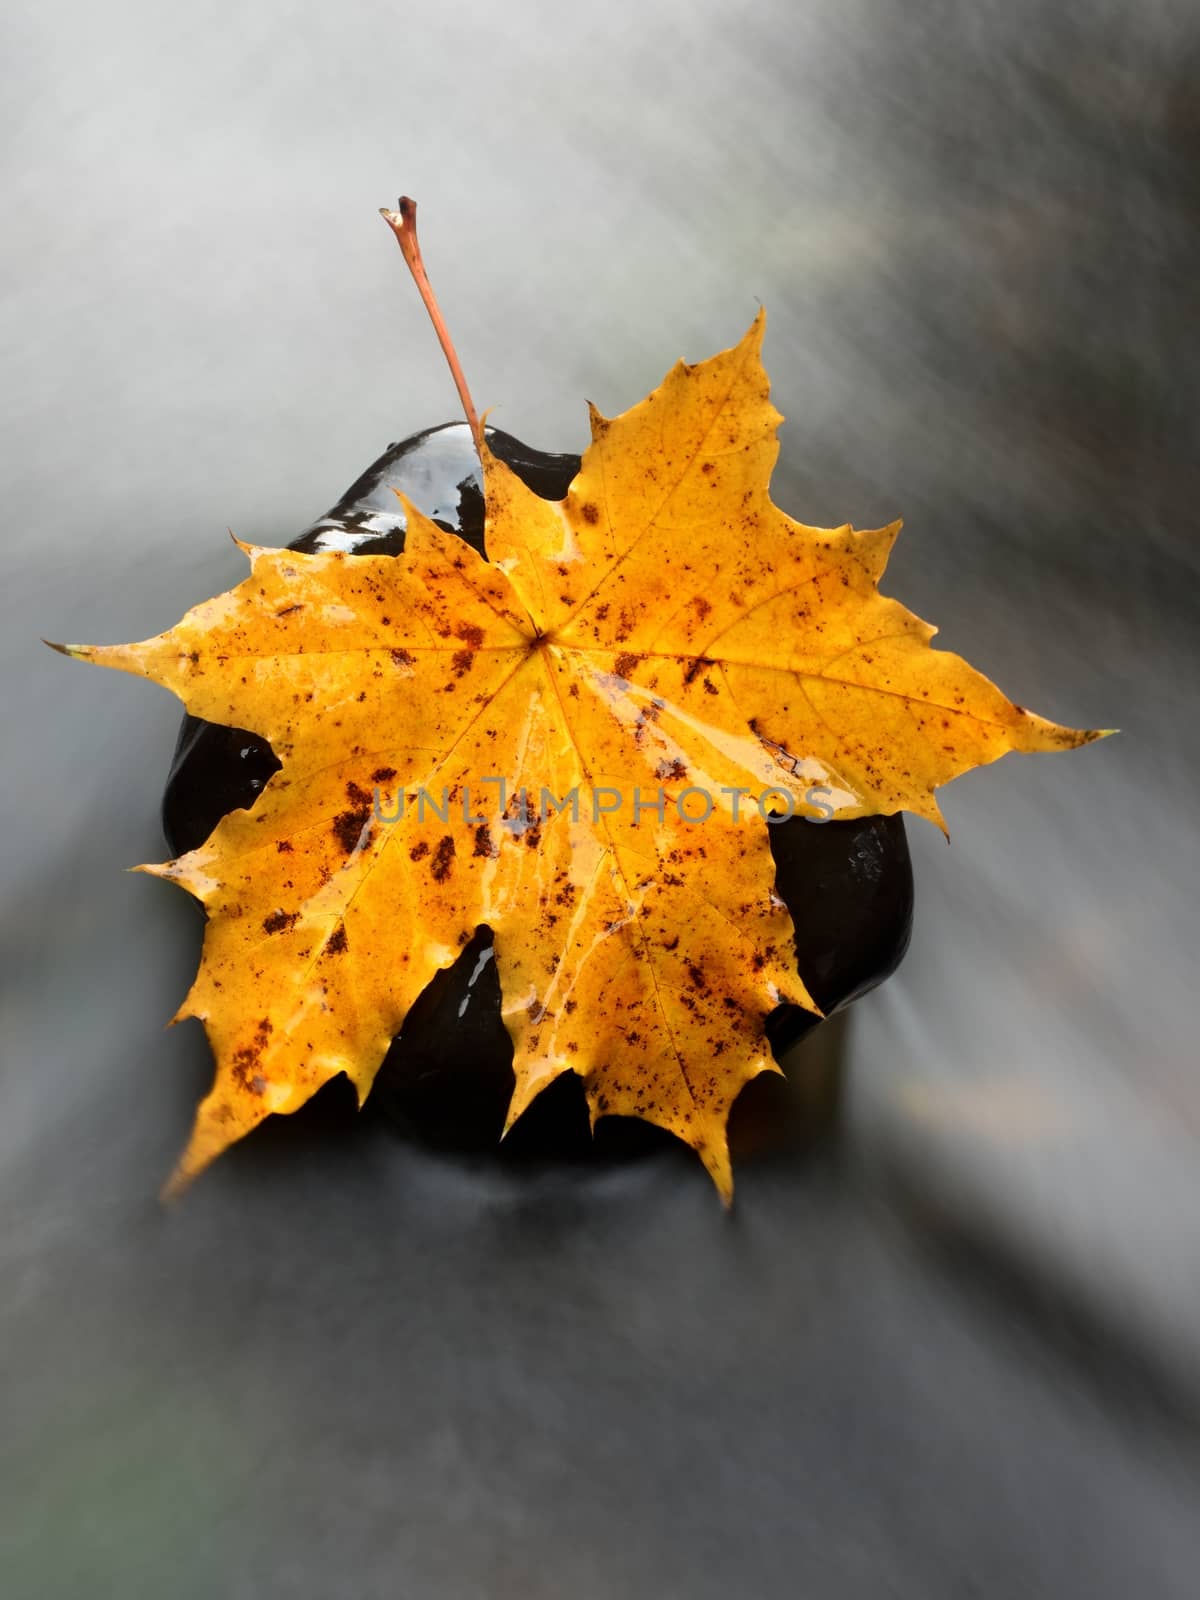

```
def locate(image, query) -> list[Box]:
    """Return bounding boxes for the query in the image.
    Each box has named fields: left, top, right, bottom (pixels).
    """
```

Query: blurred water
left=3, top=2, right=1199, bottom=1595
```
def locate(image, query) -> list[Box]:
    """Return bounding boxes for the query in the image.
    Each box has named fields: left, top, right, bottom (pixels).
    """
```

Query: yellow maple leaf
left=53, top=312, right=1107, bottom=1201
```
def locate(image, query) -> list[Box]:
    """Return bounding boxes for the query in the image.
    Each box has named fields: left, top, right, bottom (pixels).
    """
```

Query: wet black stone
left=162, top=423, right=913, bottom=1164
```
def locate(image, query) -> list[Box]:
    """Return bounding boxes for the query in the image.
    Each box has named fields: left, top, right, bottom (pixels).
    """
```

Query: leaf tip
left=131, top=859, right=196, bottom=888
left=500, top=1082, right=536, bottom=1141
left=586, top=400, right=611, bottom=440
left=159, top=1174, right=185, bottom=1206
left=166, top=983, right=199, bottom=1028
left=923, top=797, right=951, bottom=841
left=726, top=305, right=768, bottom=371
left=42, top=638, right=90, bottom=661
left=162, top=1094, right=265, bottom=1201
left=503, top=1062, right=573, bottom=1140
left=389, top=489, right=432, bottom=541
left=159, top=1145, right=214, bottom=1203
left=227, top=529, right=259, bottom=561
left=696, top=1131, right=735, bottom=1207
left=1012, top=710, right=1119, bottom=755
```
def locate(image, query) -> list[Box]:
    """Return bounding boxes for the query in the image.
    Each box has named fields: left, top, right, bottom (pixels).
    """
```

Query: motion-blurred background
left=3, top=2, right=1198, bottom=1595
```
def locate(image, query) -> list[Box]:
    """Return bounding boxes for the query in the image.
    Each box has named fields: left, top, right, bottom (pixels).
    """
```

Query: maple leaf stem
left=380, top=197, right=483, bottom=456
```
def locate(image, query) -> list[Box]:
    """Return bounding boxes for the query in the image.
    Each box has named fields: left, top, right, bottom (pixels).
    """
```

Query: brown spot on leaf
left=431, top=836, right=455, bottom=882
left=230, top=1017, right=273, bottom=1095
left=332, top=805, right=371, bottom=853
left=473, top=824, right=496, bottom=858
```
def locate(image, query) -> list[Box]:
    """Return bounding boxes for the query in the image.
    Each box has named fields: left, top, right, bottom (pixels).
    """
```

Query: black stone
left=162, top=423, right=913, bottom=1164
